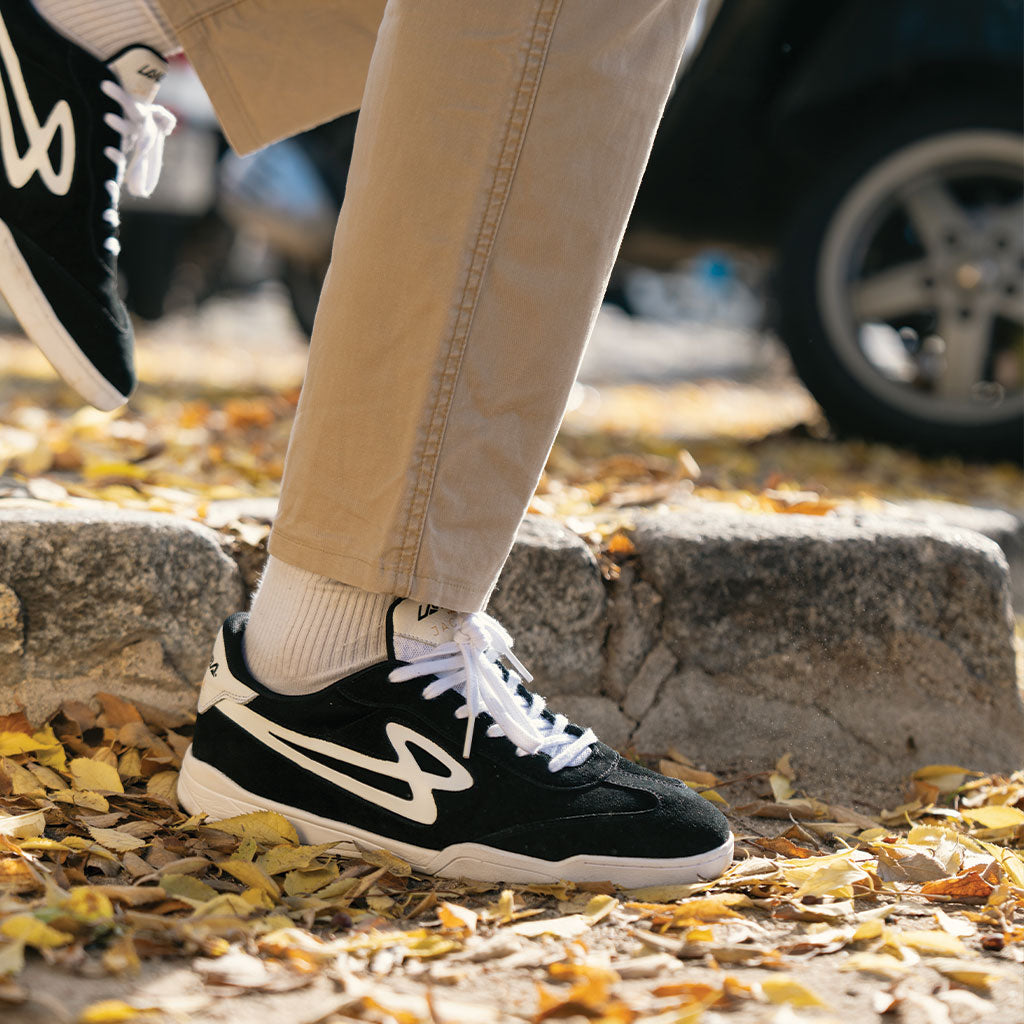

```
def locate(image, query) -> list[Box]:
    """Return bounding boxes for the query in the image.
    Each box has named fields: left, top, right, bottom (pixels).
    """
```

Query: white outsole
left=0, top=219, right=127, bottom=411
left=178, top=747, right=734, bottom=887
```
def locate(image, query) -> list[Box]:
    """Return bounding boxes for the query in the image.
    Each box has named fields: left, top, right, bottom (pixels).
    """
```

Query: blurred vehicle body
left=627, top=0, right=1023, bottom=458
left=120, top=2, right=1022, bottom=459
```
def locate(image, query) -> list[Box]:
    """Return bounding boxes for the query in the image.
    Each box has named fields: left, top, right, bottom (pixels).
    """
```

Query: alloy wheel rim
left=818, top=130, right=1024, bottom=428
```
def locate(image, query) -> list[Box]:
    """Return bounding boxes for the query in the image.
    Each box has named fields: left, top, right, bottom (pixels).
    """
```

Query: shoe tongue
left=388, top=599, right=461, bottom=661
left=108, top=47, right=168, bottom=103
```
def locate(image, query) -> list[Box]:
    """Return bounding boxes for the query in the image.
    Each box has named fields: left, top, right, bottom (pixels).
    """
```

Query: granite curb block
left=0, top=506, right=1021, bottom=802
left=499, top=512, right=1023, bottom=802
left=0, top=508, right=244, bottom=719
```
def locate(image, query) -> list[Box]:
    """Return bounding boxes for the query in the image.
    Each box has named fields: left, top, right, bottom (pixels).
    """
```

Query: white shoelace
left=99, top=79, right=176, bottom=255
left=388, top=613, right=597, bottom=772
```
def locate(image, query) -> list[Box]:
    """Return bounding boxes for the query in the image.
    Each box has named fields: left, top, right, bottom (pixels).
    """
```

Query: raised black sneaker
left=178, top=600, right=734, bottom=886
left=0, top=0, right=174, bottom=410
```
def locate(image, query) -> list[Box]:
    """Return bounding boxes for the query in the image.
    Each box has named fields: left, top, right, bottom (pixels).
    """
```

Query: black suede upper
left=191, top=613, right=731, bottom=862
left=0, top=0, right=137, bottom=395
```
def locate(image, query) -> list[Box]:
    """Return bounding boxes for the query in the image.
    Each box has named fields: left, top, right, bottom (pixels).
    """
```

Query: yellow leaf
left=790, top=860, right=871, bottom=899
left=761, top=977, right=828, bottom=1008
left=0, top=731, right=47, bottom=755
left=622, top=883, right=707, bottom=903
left=0, top=810, right=46, bottom=838
left=359, top=847, right=412, bottom=876
left=0, top=915, right=73, bottom=949
left=841, top=952, right=910, bottom=979
left=699, top=789, right=728, bottom=806
left=207, top=811, right=297, bottom=846
left=510, top=914, right=593, bottom=939
left=282, top=863, right=340, bottom=896
left=88, top=827, right=146, bottom=852
left=70, top=757, right=123, bottom=794
left=220, top=858, right=280, bottom=897
left=17, top=838, right=72, bottom=853
left=190, top=893, right=256, bottom=919
left=0, top=939, right=25, bottom=977
left=769, top=772, right=795, bottom=801
left=2, top=758, right=44, bottom=796
left=117, top=748, right=142, bottom=781
left=582, top=894, right=618, bottom=924
left=487, top=888, right=516, bottom=923
left=257, top=842, right=335, bottom=875
left=438, top=902, right=478, bottom=933
left=404, top=934, right=459, bottom=958
left=32, top=727, right=66, bottom=771
left=52, top=788, right=110, bottom=812
left=26, top=762, right=65, bottom=790
left=160, top=874, right=218, bottom=903
left=62, top=887, right=114, bottom=924
left=101, top=935, right=140, bottom=975
left=889, top=929, right=967, bottom=956
left=145, top=771, right=179, bottom=807
left=961, top=805, right=1024, bottom=830
left=912, top=765, right=973, bottom=793
left=78, top=999, right=153, bottom=1023
left=858, top=828, right=889, bottom=842
left=853, top=918, right=884, bottom=942
left=671, top=893, right=751, bottom=923
left=929, top=958, right=1000, bottom=992
left=313, top=877, right=360, bottom=901
left=241, top=887, right=275, bottom=910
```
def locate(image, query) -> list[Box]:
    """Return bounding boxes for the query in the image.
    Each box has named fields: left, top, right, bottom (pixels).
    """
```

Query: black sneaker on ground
left=178, top=599, right=734, bottom=886
left=0, top=0, right=173, bottom=410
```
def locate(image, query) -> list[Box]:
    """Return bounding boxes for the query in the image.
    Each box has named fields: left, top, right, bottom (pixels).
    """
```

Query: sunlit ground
left=0, top=289, right=1019, bottom=536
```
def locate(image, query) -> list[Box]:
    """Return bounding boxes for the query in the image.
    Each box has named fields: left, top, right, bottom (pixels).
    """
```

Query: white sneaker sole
left=0, top=219, right=127, bottom=411
left=178, top=748, right=734, bottom=887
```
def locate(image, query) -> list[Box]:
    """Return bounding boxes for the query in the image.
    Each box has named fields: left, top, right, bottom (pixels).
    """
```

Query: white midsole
left=0, top=219, right=126, bottom=411
left=178, top=748, right=734, bottom=887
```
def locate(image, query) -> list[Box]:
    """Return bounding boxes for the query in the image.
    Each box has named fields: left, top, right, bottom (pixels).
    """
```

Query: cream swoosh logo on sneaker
left=216, top=701, right=473, bottom=826
left=0, top=12, right=75, bottom=195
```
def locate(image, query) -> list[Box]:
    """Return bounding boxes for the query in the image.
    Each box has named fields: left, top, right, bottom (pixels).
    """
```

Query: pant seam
left=394, top=0, right=563, bottom=592
left=175, top=9, right=261, bottom=151
left=271, top=527, right=485, bottom=595
left=173, top=0, right=250, bottom=33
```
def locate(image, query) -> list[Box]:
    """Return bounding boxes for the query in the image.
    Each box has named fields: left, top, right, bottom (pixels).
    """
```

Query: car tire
left=777, top=100, right=1023, bottom=461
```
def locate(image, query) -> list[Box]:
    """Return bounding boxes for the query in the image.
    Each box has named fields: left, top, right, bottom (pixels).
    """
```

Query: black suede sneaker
left=178, top=600, right=734, bottom=886
left=0, top=0, right=173, bottom=410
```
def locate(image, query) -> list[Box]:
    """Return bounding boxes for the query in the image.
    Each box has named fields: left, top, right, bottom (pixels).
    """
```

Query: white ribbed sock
left=243, top=557, right=392, bottom=694
left=32, top=0, right=180, bottom=59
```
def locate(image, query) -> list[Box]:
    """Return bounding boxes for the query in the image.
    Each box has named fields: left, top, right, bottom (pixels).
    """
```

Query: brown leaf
left=0, top=711, right=33, bottom=735
left=921, top=869, right=995, bottom=899
left=95, top=692, right=143, bottom=728
left=658, top=759, right=718, bottom=787
left=752, top=837, right=816, bottom=859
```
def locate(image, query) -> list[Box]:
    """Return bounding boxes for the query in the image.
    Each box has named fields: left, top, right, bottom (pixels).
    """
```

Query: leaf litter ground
left=0, top=700, right=1022, bottom=1024
left=0, top=300, right=1022, bottom=1022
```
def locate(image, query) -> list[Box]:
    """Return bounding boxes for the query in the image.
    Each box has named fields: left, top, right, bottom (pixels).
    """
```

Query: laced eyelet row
left=389, top=613, right=596, bottom=773
left=99, top=78, right=175, bottom=255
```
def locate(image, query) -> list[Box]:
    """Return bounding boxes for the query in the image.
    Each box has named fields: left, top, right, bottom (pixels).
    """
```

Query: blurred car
left=626, top=0, right=1023, bottom=459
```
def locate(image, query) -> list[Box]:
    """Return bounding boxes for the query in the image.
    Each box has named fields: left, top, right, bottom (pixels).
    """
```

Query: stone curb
left=495, top=511, right=1022, bottom=803
left=0, top=505, right=1020, bottom=803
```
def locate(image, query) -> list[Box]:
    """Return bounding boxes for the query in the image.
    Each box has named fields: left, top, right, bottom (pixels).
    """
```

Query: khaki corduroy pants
left=158, top=0, right=698, bottom=611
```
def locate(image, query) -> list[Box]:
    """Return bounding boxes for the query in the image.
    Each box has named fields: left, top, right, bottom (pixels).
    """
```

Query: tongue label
left=108, top=48, right=168, bottom=103
left=391, top=600, right=459, bottom=649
